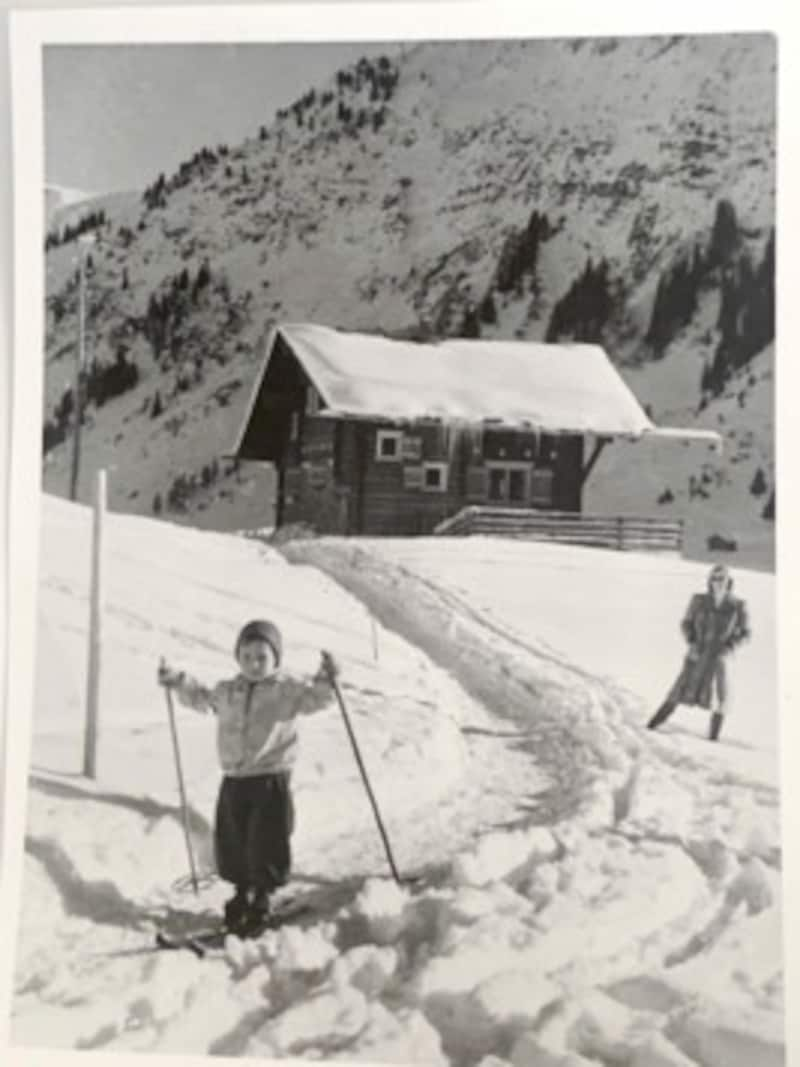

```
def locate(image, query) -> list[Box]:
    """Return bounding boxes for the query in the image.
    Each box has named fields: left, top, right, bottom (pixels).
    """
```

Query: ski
left=155, top=927, right=223, bottom=957
left=154, top=898, right=312, bottom=957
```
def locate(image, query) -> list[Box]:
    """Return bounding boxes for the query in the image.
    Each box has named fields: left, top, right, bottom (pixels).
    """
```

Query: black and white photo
left=2, top=4, right=792, bottom=1065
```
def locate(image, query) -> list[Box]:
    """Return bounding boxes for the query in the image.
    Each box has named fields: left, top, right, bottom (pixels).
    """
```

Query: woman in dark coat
left=648, top=563, right=750, bottom=741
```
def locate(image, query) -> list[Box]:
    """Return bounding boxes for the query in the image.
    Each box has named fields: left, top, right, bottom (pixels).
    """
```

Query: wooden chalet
left=233, top=324, right=719, bottom=538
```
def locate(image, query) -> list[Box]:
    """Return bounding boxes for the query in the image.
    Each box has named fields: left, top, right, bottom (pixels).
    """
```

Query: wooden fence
left=433, top=506, right=684, bottom=554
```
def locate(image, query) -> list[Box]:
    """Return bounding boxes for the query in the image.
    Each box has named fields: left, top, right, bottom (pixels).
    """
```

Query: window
left=422, top=462, right=448, bottom=492
left=376, top=429, right=403, bottom=461
left=488, top=467, right=507, bottom=501
left=289, top=411, right=300, bottom=442
left=508, top=468, right=527, bottom=502
left=487, top=461, right=531, bottom=504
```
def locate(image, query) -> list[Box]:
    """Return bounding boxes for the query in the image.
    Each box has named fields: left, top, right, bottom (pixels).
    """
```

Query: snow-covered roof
left=266, top=323, right=653, bottom=436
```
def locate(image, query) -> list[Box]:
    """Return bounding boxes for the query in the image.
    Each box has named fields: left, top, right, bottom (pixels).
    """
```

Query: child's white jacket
left=173, top=671, right=329, bottom=777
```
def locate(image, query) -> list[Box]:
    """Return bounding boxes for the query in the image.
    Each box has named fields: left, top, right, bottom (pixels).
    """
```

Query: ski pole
left=321, top=655, right=402, bottom=885
left=161, top=662, right=199, bottom=895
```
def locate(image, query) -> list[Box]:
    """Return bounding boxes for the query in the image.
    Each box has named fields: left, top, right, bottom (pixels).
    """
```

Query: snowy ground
left=9, top=495, right=782, bottom=1065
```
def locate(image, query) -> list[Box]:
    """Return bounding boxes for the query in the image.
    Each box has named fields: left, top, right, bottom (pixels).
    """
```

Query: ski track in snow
left=11, top=500, right=782, bottom=1065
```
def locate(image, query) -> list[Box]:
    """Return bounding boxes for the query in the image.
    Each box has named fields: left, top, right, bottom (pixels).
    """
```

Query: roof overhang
left=638, top=426, right=723, bottom=451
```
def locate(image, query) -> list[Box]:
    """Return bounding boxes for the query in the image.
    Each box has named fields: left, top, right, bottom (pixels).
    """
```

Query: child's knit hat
left=235, top=619, right=282, bottom=666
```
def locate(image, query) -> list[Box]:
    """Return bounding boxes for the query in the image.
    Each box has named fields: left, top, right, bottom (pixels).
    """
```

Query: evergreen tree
left=700, top=360, right=713, bottom=394
left=762, top=489, right=775, bottom=521
left=708, top=199, right=739, bottom=268
left=479, top=290, right=498, bottom=325
left=459, top=306, right=481, bottom=339
left=750, top=467, right=767, bottom=496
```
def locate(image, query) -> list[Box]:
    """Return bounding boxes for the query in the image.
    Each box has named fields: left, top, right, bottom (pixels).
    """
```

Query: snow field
left=11, top=497, right=781, bottom=1064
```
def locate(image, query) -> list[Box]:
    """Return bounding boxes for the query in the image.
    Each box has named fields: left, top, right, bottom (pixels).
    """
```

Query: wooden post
left=83, top=469, right=106, bottom=779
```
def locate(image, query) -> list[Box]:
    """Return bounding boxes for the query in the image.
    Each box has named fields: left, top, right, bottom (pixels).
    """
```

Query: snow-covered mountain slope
left=588, top=342, right=775, bottom=569
left=44, top=184, right=97, bottom=225
left=11, top=495, right=780, bottom=1063
left=40, top=33, right=776, bottom=565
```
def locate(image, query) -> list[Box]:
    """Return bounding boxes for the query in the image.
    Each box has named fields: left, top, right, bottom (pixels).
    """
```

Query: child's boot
left=223, top=886, right=249, bottom=930
left=240, top=888, right=271, bottom=937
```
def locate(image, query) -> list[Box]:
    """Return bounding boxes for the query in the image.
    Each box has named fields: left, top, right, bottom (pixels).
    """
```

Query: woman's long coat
left=666, top=591, right=750, bottom=712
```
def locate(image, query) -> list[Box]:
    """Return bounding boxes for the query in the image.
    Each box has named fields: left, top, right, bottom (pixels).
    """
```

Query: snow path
left=11, top=501, right=782, bottom=1064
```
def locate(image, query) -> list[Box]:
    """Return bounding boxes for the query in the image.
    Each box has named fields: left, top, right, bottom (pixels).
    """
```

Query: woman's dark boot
left=709, top=713, right=724, bottom=741
left=647, top=702, right=675, bottom=731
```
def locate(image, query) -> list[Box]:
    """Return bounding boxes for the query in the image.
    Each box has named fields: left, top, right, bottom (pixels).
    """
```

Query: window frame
left=485, top=460, right=532, bottom=504
left=421, top=461, right=448, bottom=493
left=375, top=429, right=403, bottom=462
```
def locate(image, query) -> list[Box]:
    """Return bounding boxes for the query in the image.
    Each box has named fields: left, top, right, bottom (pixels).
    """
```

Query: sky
left=43, top=41, right=400, bottom=194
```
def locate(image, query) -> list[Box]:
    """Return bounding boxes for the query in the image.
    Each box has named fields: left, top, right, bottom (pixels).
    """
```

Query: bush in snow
left=706, top=533, right=738, bottom=552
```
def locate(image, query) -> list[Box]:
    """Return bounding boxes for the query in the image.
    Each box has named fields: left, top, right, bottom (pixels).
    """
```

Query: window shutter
left=531, top=468, right=554, bottom=507
left=466, top=465, right=487, bottom=501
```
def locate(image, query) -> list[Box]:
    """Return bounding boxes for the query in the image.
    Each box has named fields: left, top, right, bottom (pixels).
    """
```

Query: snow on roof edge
left=275, top=323, right=656, bottom=437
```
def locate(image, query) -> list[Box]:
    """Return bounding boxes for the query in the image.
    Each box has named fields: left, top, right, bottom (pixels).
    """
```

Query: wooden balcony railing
left=433, top=506, right=684, bottom=554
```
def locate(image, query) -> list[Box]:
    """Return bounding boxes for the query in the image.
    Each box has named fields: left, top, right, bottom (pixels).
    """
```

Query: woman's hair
left=707, top=564, right=733, bottom=592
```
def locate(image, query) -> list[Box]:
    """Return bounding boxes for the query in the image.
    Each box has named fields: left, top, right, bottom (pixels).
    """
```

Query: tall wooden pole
left=83, top=469, right=106, bottom=779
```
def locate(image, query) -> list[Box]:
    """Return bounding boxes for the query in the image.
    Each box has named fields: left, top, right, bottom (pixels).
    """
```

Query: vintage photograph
left=5, top=7, right=781, bottom=1065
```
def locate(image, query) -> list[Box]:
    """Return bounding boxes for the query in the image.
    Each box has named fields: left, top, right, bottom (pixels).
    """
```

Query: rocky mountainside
left=40, top=33, right=776, bottom=567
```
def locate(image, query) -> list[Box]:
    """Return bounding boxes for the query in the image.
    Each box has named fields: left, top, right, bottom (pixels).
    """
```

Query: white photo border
left=3, top=4, right=799, bottom=1067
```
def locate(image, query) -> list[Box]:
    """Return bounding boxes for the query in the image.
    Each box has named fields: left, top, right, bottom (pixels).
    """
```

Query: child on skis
left=158, top=618, right=337, bottom=934
left=647, top=564, right=750, bottom=741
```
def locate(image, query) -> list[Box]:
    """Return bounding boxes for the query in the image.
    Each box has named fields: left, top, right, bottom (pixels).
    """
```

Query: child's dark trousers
left=214, top=771, right=294, bottom=891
